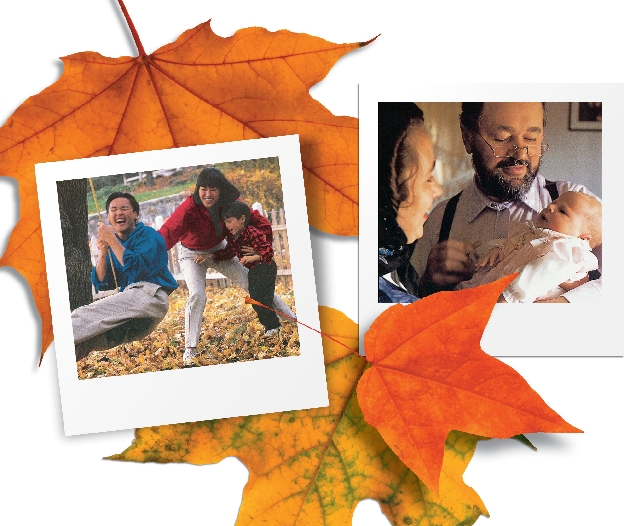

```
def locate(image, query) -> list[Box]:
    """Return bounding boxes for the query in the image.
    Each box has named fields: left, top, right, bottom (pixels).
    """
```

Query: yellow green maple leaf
left=111, top=306, right=488, bottom=525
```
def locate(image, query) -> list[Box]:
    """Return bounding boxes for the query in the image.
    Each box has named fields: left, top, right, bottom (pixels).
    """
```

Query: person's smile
left=199, top=186, right=220, bottom=208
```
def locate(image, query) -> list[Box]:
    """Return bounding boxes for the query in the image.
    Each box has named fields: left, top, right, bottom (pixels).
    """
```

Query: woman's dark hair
left=378, top=102, right=426, bottom=217
left=192, top=167, right=240, bottom=206
left=106, top=192, right=139, bottom=214
left=378, top=103, right=426, bottom=288
left=221, top=200, right=250, bottom=224
left=459, top=102, right=548, bottom=132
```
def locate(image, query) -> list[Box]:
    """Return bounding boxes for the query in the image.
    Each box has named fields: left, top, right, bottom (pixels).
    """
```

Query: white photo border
left=37, top=135, right=328, bottom=436
left=359, top=84, right=621, bottom=357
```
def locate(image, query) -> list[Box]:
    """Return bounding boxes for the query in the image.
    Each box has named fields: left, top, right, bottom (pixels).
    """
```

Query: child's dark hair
left=221, top=200, right=250, bottom=224
left=106, top=192, right=140, bottom=214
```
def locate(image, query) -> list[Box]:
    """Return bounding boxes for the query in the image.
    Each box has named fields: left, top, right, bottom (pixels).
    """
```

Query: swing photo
left=36, top=136, right=328, bottom=436
left=70, top=159, right=299, bottom=378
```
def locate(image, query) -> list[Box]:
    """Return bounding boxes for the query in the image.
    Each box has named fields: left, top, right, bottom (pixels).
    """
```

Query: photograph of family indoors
left=378, top=102, right=602, bottom=304
left=58, top=157, right=299, bottom=380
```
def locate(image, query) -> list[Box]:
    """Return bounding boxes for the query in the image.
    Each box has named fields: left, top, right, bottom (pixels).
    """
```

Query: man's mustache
left=496, top=158, right=531, bottom=169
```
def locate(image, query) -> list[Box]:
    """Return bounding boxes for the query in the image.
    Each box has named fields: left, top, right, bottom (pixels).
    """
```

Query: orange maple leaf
left=0, top=0, right=369, bottom=359
left=357, top=275, right=582, bottom=495
left=111, top=306, right=489, bottom=525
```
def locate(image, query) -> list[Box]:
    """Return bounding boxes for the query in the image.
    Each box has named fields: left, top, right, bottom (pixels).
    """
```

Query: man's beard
left=472, top=150, right=539, bottom=202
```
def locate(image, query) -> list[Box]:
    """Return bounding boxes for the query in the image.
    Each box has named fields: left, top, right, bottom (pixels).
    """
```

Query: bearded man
left=411, top=102, right=601, bottom=302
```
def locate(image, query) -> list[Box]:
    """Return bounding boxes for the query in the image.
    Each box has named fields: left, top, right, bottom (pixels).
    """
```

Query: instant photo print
left=360, top=84, right=620, bottom=357
left=37, top=135, right=327, bottom=435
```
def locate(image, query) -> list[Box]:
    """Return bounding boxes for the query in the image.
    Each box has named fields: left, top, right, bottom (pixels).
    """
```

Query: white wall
left=539, top=102, right=602, bottom=197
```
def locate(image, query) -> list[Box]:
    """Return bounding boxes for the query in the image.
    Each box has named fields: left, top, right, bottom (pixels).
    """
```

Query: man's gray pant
left=178, top=244, right=295, bottom=349
left=72, top=282, right=169, bottom=361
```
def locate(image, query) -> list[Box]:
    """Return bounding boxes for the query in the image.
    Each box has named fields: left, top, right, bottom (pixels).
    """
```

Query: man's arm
left=95, top=238, right=110, bottom=282
left=419, top=239, right=476, bottom=296
left=112, top=228, right=160, bottom=283
left=97, top=223, right=126, bottom=264
left=557, top=276, right=602, bottom=303
left=412, top=198, right=475, bottom=297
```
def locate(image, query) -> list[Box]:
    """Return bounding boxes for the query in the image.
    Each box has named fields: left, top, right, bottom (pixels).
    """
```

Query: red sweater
left=158, top=196, right=272, bottom=251
left=213, top=224, right=275, bottom=268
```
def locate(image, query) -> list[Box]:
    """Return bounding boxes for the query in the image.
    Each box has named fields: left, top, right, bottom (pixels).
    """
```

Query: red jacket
left=213, top=224, right=274, bottom=268
left=158, top=196, right=272, bottom=251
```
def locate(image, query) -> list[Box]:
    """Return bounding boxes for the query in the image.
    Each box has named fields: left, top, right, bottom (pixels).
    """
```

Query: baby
left=458, top=191, right=602, bottom=303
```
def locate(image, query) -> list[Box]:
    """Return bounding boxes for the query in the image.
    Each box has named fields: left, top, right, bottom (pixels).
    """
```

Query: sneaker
left=264, top=328, right=279, bottom=338
left=183, top=347, right=198, bottom=367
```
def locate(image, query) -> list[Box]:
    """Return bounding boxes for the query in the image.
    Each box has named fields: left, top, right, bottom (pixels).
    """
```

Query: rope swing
left=88, top=178, right=119, bottom=292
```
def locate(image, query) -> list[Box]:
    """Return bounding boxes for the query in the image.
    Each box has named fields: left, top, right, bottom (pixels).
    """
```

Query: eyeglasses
left=476, top=130, right=549, bottom=158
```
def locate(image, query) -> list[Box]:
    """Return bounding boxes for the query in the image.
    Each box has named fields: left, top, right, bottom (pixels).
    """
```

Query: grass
left=87, top=181, right=193, bottom=214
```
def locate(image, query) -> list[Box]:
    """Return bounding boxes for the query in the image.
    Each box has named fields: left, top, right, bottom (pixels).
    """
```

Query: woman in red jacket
left=159, top=167, right=294, bottom=366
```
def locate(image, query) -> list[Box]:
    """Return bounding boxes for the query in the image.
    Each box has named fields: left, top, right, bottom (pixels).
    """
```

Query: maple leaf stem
left=117, top=0, right=147, bottom=57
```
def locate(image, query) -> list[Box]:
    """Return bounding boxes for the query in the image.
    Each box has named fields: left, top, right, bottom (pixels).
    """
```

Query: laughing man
left=72, top=192, right=178, bottom=360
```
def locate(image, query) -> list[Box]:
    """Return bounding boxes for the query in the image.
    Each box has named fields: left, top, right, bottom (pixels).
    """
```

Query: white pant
left=72, top=282, right=169, bottom=360
left=178, top=244, right=294, bottom=349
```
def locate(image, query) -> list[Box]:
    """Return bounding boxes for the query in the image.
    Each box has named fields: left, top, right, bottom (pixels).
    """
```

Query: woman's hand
left=240, top=245, right=258, bottom=256
left=240, top=254, right=261, bottom=266
left=194, top=253, right=214, bottom=265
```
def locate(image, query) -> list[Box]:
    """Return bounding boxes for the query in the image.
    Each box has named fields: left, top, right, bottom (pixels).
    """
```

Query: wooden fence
left=91, top=205, right=291, bottom=298
left=121, top=168, right=178, bottom=185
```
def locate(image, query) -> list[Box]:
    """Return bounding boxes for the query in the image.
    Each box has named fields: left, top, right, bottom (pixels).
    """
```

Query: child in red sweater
left=212, top=201, right=281, bottom=336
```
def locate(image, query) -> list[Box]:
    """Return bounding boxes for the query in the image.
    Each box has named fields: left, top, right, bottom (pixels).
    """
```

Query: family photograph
left=378, top=102, right=602, bottom=304
left=58, top=157, right=300, bottom=379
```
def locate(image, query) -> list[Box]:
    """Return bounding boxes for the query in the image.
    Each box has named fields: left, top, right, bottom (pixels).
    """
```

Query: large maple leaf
left=357, top=275, right=582, bottom=495
left=0, top=0, right=366, bottom=359
left=111, top=306, right=489, bottom=526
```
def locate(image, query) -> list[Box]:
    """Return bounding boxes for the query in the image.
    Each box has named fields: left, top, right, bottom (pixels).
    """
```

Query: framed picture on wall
left=570, top=102, right=602, bottom=130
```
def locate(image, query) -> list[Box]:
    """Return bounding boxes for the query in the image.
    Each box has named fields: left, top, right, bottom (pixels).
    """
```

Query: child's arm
left=243, top=227, right=274, bottom=265
left=212, top=235, right=237, bottom=262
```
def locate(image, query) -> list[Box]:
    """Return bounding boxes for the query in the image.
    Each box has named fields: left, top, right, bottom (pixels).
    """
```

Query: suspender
left=544, top=180, right=559, bottom=201
left=437, top=181, right=600, bottom=281
left=437, top=191, right=462, bottom=243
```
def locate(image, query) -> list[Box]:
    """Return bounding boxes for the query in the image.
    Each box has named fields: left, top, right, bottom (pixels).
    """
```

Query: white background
left=0, top=1, right=621, bottom=525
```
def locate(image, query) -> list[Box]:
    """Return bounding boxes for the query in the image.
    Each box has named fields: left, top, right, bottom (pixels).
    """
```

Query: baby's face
left=535, top=191, right=589, bottom=238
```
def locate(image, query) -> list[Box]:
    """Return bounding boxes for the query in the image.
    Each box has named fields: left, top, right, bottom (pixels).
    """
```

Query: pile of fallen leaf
left=76, top=282, right=299, bottom=379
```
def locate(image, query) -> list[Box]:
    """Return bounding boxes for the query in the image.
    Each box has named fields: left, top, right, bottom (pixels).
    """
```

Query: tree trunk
left=57, top=179, right=93, bottom=311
